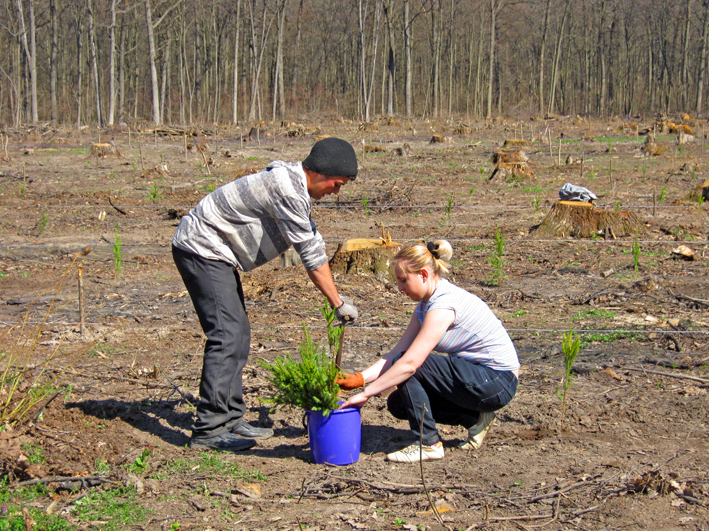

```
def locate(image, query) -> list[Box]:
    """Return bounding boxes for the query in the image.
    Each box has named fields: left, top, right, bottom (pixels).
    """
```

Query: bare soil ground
left=0, top=117, right=708, bottom=531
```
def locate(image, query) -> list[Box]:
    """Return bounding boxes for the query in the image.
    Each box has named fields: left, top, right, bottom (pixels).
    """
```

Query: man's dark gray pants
left=172, top=246, right=250, bottom=437
left=387, top=352, right=518, bottom=446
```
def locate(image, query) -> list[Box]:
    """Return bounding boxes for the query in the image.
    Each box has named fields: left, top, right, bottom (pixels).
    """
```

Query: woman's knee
left=386, top=390, right=408, bottom=420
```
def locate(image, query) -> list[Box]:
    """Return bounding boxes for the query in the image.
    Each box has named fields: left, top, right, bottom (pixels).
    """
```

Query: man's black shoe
left=189, top=432, right=256, bottom=452
left=231, top=421, right=274, bottom=439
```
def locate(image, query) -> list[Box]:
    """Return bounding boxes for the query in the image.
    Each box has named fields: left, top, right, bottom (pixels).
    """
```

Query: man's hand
left=336, top=372, right=365, bottom=390
left=335, top=296, right=358, bottom=325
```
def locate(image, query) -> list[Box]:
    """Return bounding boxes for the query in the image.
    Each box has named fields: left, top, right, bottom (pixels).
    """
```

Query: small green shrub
left=148, top=182, right=163, bottom=202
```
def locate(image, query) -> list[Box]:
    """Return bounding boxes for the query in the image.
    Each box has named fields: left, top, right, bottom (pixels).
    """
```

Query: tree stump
left=489, top=151, right=534, bottom=181
left=687, top=178, right=709, bottom=202
left=532, top=201, right=644, bottom=239
left=329, top=232, right=402, bottom=281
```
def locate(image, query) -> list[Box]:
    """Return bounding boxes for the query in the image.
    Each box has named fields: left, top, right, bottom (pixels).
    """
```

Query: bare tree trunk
left=15, top=0, right=38, bottom=123
left=681, top=0, right=691, bottom=110
left=430, top=0, right=441, bottom=117
left=145, top=0, right=161, bottom=124
left=487, top=0, right=504, bottom=118
left=447, top=0, right=455, bottom=115
left=76, top=15, right=84, bottom=128
left=538, top=0, right=552, bottom=115
left=50, top=0, right=58, bottom=122
left=108, top=0, right=119, bottom=126
left=143, top=0, right=179, bottom=125
left=597, top=1, right=607, bottom=114
left=404, top=0, right=413, bottom=117
left=697, top=0, right=709, bottom=111
left=474, top=18, right=484, bottom=117
left=547, top=0, right=571, bottom=114
left=358, top=0, right=382, bottom=122
left=87, top=0, right=103, bottom=126
left=232, top=0, right=242, bottom=124
left=161, top=39, right=171, bottom=123
left=118, top=20, right=127, bottom=124
left=290, top=0, right=303, bottom=110
left=383, top=0, right=395, bottom=116
left=272, top=0, right=287, bottom=121
left=248, top=0, right=274, bottom=122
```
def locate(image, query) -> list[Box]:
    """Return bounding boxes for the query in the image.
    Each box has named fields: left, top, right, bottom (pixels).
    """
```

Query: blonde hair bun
left=394, top=239, right=454, bottom=277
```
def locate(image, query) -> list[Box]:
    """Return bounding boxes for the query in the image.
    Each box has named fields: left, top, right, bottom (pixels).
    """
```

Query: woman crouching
left=339, top=240, right=520, bottom=462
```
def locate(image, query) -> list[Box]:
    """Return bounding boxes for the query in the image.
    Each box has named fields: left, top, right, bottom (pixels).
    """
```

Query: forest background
left=3, top=0, right=709, bottom=128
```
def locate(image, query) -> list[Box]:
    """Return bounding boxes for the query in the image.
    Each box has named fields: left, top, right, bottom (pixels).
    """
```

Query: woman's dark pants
left=172, top=246, right=250, bottom=437
left=387, top=352, right=518, bottom=446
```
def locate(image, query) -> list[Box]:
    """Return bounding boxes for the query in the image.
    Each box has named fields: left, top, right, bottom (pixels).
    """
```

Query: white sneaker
left=459, top=411, right=496, bottom=450
left=386, top=442, right=444, bottom=463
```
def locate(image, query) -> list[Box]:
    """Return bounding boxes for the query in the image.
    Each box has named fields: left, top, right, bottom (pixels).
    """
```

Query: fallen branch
left=167, top=379, right=196, bottom=408
left=670, top=290, right=709, bottom=308
left=13, top=475, right=117, bottom=487
left=108, top=196, right=128, bottom=215
left=625, top=366, right=709, bottom=384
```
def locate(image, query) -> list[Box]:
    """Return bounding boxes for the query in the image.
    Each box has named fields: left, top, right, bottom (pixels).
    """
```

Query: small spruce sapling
left=257, top=324, right=341, bottom=415
left=558, top=329, right=581, bottom=430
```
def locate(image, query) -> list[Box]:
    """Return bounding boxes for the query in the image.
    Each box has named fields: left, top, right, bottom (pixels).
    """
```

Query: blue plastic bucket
left=306, top=406, right=361, bottom=465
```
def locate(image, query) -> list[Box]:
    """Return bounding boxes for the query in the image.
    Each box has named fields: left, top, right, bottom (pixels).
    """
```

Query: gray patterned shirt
left=172, top=161, right=327, bottom=272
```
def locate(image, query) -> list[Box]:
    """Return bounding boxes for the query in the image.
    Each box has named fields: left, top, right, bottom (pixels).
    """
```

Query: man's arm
left=307, top=261, right=343, bottom=308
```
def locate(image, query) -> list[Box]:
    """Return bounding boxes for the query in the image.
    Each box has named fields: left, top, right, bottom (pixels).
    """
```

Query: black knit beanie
left=302, top=137, right=358, bottom=180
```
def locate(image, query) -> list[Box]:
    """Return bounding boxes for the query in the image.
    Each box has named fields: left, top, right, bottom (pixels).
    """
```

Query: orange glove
left=336, top=372, right=365, bottom=390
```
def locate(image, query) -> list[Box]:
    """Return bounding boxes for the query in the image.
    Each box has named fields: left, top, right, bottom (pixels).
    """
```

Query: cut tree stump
left=532, top=201, right=644, bottom=239
left=329, top=230, right=402, bottom=281
left=90, top=143, right=120, bottom=157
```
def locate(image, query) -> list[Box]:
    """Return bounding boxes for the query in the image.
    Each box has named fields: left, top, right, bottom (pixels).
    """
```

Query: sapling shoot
left=484, top=225, right=506, bottom=286
left=632, top=232, right=641, bottom=277
left=113, top=229, right=124, bottom=278
left=320, top=299, right=343, bottom=357
left=559, top=329, right=581, bottom=430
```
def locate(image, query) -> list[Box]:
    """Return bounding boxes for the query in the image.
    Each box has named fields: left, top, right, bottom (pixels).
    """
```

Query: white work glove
left=334, top=296, right=358, bottom=326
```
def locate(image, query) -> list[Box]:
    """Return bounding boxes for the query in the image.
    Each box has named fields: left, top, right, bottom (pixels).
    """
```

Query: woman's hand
left=340, top=392, right=369, bottom=409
